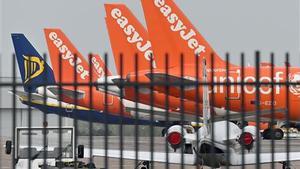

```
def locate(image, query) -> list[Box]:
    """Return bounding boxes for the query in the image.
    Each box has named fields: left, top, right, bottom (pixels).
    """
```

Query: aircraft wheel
left=262, top=128, right=271, bottom=139
left=237, top=121, right=248, bottom=129
left=281, top=161, right=291, bottom=169
left=136, top=161, right=150, bottom=169
left=274, top=129, right=284, bottom=140
left=161, top=128, right=167, bottom=137
left=262, top=128, right=284, bottom=140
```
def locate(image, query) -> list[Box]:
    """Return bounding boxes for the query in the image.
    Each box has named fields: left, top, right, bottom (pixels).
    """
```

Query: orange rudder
left=105, top=4, right=157, bottom=77
left=44, top=28, right=98, bottom=84
left=141, top=0, right=230, bottom=68
left=88, top=54, right=112, bottom=78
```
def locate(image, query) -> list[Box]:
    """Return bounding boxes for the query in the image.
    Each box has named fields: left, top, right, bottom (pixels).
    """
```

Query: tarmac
left=1, top=136, right=300, bottom=169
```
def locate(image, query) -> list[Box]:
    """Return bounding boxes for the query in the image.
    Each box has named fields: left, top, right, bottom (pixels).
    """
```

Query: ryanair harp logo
left=23, top=55, right=45, bottom=83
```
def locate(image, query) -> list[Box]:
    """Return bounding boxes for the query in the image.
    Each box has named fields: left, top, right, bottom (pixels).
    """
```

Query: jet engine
left=166, top=125, right=195, bottom=153
left=239, top=126, right=258, bottom=151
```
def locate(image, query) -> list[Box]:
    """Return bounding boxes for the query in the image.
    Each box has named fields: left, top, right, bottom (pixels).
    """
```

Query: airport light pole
left=0, top=0, right=2, bottom=62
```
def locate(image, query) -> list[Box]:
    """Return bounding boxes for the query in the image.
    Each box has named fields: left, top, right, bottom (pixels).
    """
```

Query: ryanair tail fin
left=11, top=34, right=55, bottom=92
left=105, top=4, right=156, bottom=76
left=88, top=54, right=112, bottom=78
left=141, top=0, right=229, bottom=68
left=44, top=28, right=95, bottom=84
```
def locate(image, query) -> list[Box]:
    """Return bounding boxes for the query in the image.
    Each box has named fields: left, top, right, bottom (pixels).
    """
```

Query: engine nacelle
left=166, top=125, right=183, bottom=150
left=238, top=126, right=259, bottom=151
left=243, top=125, right=259, bottom=140
left=166, top=125, right=195, bottom=152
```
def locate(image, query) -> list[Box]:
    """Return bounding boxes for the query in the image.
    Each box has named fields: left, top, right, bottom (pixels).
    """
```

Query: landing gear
left=262, top=128, right=284, bottom=140
left=280, top=161, right=291, bottom=169
left=234, top=121, right=248, bottom=129
left=136, top=161, right=151, bottom=169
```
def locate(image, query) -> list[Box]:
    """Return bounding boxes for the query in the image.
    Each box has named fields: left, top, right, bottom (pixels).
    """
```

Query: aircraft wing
left=126, top=106, right=286, bottom=123
left=146, top=73, right=197, bottom=90
left=47, top=86, right=86, bottom=100
left=85, top=149, right=196, bottom=165
left=11, top=86, right=86, bottom=100
left=86, top=148, right=300, bottom=166
left=213, top=108, right=287, bottom=122
left=231, top=152, right=300, bottom=165
left=11, top=90, right=47, bottom=102
left=125, top=107, right=202, bottom=122
left=10, top=90, right=89, bottom=110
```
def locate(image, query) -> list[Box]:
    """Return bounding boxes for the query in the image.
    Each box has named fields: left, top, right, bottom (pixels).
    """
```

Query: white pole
left=202, top=59, right=211, bottom=136
left=0, top=0, right=3, bottom=58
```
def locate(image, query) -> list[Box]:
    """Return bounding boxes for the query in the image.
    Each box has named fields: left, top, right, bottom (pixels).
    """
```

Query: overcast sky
left=0, top=0, right=299, bottom=77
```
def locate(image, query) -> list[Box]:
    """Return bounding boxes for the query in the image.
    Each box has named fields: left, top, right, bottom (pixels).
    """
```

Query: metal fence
left=2, top=52, right=300, bottom=169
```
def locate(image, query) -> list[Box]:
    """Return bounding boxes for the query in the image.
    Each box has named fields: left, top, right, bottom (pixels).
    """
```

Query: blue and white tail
left=11, top=34, right=55, bottom=92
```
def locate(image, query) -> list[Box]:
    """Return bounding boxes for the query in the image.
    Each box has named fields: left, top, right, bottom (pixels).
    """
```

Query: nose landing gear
left=280, top=161, right=291, bottom=169
left=136, top=161, right=151, bottom=169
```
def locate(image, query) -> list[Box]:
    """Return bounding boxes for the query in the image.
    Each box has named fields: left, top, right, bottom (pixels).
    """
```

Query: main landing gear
left=136, top=161, right=151, bottom=169
left=262, top=128, right=284, bottom=140
left=280, top=161, right=291, bottom=169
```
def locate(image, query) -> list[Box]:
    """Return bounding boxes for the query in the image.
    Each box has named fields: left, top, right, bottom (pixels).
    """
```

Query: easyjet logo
left=154, top=0, right=206, bottom=56
left=110, top=8, right=157, bottom=68
left=49, top=32, right=89, bottom=80
left=91, top=56, right=105, bottom=78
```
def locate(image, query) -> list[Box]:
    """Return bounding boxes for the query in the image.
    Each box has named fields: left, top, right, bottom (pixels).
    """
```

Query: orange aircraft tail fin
left=105, top=4, right=156, bottom=76
left=141, top=0, right=229, bottom=69
left=88, top=54, right=112, bottom=78
left=44, top=28, right=98, bottom=84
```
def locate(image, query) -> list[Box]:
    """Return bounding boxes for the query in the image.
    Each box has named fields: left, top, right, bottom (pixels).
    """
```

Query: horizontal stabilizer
left=10, top=90, right=88, bottom=110
left=232, top=152, right=300, bottom=165
left=86, top=149, right=196, bottom=165
left=47, top=86, right=85, bottom=100
left=146, top=73, right=197, bottom=90
left=10, top=90, right=47, bottom=102
left=125, top=106, right=201, bottom=122
left=88, top=148, right=300, bottom=166
left=214, top=108, right=287, bottom=122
